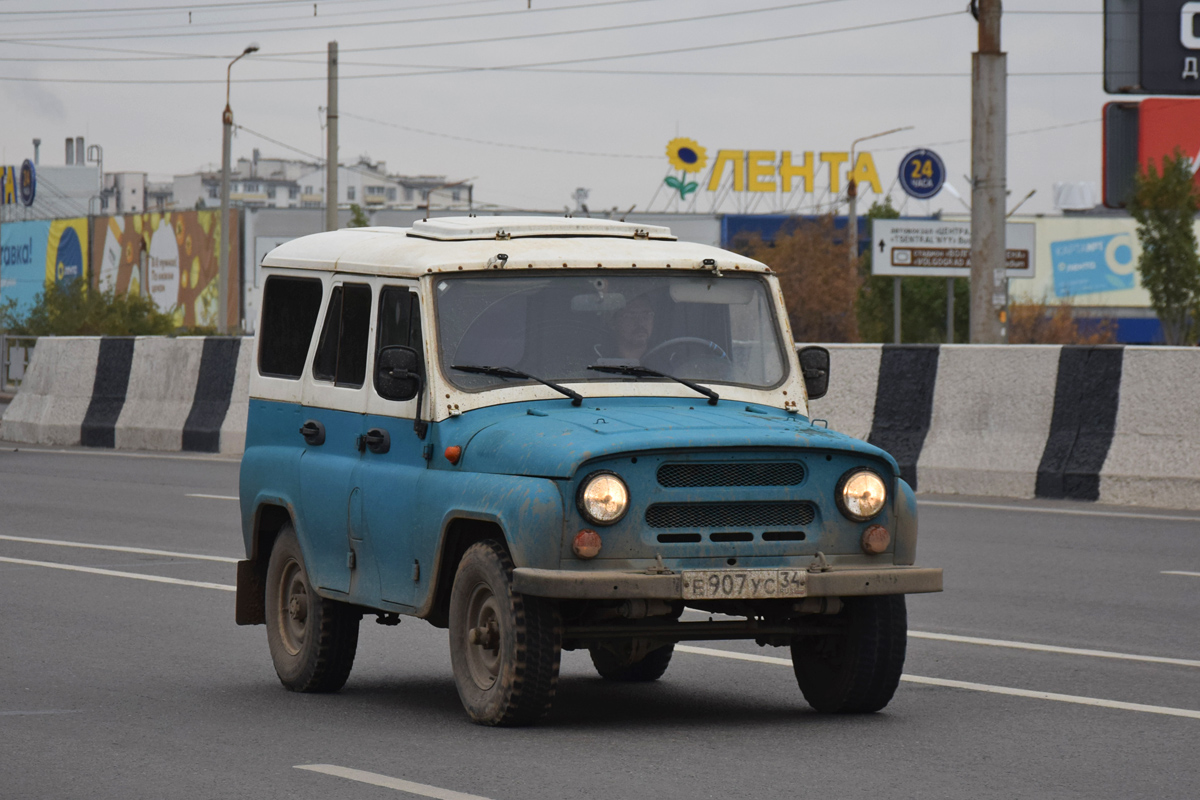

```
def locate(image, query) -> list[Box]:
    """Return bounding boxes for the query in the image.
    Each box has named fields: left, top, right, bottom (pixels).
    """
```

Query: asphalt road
left=1, top=445, right=1198, bottom=800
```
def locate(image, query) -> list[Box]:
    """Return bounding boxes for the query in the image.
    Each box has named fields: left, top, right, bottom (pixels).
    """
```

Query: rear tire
left=791, top=595, right=907, bottom=713
left=449, top=540, right=563, bottom=726
left=589, top=642, right=674, bottom=682
left=264, top=526, right=359, bottom=693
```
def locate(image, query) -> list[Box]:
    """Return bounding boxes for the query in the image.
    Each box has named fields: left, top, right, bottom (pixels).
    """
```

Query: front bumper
left=512, top=565, right=943, bottom=600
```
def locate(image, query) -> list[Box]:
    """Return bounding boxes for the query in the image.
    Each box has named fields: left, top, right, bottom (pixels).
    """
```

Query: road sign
left=898, top=149, right=945, bottom=200
left=871, top=219, right=1036, bottom=278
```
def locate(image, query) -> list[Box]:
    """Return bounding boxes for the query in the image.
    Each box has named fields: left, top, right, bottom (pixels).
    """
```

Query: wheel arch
left=235, top=501, right=297, bottom=626
left=421, top=514, right=511, bottom=629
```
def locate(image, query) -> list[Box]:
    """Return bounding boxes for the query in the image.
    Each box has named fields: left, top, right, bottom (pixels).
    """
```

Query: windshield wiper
left=452, top=364, right=584, bottom=406
left=587, top=364, right=719, bottom=406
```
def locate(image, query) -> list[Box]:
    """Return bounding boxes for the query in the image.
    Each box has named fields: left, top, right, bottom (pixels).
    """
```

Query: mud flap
left=235, top=559, right=266, bottom=625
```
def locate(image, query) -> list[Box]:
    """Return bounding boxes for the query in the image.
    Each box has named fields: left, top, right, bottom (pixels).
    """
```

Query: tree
left=348, top=203, right=371, bottom=228
left=0, top=279, right=177, bottom=336
left=856, top=198, right=969, bottom=343
left=733, top=215, right=860, bottom=342
left=1128, top=149, right=1200, bottom=345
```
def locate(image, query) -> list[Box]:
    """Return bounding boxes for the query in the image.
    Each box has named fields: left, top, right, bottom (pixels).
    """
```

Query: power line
left=0, top=0, right=675, bottom=42
left=0, top=0, right=841, bottom=60
left=341, top=111, right=658, bottom=159
left=0, top=10, right=969, bottom=82
left=875, top=118, right=1102, bottom=153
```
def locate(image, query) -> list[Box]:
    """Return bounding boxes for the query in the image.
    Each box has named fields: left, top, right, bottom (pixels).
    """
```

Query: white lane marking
left=0, top=556, right=236, bottom=592
left=900, top=675, right=1200, bottom=720
left=185, top=493, right=239, bottom=501
left=683, top=610, right=1200, bottom=669
left=295, top=765, right=494, bottom=800
left=0, top=534, right=239, bottom=563
left=919, top=499, right=1200, bottom=523
left=1163, top=570, right=1200, bottom=578
left=0, top=446, right=236, bottom=463
left=909, top=631, right=1200, bottom=669
left=675, top=645, right=1200, bottom=721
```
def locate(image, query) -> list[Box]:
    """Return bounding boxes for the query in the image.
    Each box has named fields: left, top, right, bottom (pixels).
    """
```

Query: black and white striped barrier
left=2, top=338, right=1197, bottom=511
left=1, top=336, right=251, bottom=455
left=809, top=344, right=1200, bottom=511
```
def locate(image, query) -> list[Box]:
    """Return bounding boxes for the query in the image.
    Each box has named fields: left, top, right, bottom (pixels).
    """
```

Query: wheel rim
left=463, top=581, right=502, bottom=691
left=276, top=558, right=309, bottom=657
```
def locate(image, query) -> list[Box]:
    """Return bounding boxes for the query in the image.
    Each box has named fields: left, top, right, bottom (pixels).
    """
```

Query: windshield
left=435, top=272, right=788, bottom=391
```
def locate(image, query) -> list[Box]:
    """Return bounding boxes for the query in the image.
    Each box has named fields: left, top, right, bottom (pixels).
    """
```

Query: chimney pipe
left=76, top=137, right=85, bottom=163
left=65, top=137, right=74, bottom=165
left=32, top=138, right=40, bottom=164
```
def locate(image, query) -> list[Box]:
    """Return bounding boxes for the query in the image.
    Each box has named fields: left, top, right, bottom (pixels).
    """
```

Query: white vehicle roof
left=260, top=216, right=770, bottom=278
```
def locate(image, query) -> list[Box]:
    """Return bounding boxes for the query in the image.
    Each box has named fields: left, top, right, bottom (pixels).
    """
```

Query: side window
left=258, top=276, right=323, bottom=379
left=375, top=286, right=423, bottom=398
left=312, top=282, right=372, bottom=388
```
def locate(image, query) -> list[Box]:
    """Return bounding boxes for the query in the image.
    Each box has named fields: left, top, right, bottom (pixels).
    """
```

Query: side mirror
left=797, top=346, right=830, bottom=400
left=376, top=345, right=421, bottom=402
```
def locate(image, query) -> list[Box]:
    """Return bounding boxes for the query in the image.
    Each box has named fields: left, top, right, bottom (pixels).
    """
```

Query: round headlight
left=838, top=469, right=887, bottom=521
left=577, top=472, right=629, bottom=525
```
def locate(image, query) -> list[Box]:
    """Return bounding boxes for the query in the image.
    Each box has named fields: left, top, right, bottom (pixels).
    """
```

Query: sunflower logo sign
left=664, top=138, right=708, bottom=200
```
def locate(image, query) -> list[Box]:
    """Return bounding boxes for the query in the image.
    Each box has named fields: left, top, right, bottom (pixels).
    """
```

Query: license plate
left=681, top=568, right=808, bottom=600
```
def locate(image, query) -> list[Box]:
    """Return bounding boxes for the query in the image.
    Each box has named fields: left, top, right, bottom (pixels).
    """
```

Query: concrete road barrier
left=1100, top=347, right=1200, bottom=511
left=3, top=337, right=1199, bottom=510
left=808, top=343, right=1200, bottom=511
left=1, top=337, right=101, bottom=446
left=1, top=336, right=250, bottom=455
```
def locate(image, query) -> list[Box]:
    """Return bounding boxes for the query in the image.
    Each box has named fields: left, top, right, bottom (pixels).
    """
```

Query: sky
left=0, top=0, right=1109, bottom=216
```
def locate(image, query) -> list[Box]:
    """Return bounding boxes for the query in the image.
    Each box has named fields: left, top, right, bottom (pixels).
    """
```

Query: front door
left=357, top=282, right=429, bottom=608
left=297, top=280, right=373, bottom=596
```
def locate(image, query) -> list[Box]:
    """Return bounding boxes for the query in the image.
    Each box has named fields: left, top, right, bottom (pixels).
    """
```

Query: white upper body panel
left=259, top=218, right=769, bottom=279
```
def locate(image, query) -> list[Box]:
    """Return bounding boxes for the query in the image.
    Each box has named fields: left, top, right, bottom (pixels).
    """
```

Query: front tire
left=589, top=642, right=674, bottom=682
left=791, top=595, right=907, bottom=713
left=264, top=526, right=359, bottom=693
left=449, top=540, right=563, bottom=726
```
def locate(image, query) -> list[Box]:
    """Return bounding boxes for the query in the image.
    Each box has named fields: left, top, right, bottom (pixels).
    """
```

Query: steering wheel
left=642, top=336, right=729, bottom=364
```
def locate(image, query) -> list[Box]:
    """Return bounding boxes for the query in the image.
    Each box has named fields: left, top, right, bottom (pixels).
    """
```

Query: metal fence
left=0, top=334, right=36, bottom=393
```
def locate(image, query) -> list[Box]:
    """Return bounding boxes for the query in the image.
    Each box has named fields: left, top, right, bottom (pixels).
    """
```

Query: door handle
left=299, top=420, right=326, bottom=446
left=357, top=427, right=391, bottom=455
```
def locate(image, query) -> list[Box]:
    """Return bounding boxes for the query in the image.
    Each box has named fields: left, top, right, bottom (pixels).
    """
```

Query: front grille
left=657, top=461, right=805, bottom=488
left=645, top=502, right=815, bottom=529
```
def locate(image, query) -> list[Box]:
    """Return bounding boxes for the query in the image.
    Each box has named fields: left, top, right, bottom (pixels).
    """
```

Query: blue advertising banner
left=1050, top=232, right=1137, bottom=297
left=0, top=220, right=51, bottom=313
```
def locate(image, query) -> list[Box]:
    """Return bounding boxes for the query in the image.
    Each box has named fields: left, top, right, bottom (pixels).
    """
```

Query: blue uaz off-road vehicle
left=236, top=216, right=942, bottom=726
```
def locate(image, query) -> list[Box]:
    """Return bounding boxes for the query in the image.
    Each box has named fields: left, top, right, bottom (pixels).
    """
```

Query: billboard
left=0, top=217, right=90, bottom=314
left=92, top=209, right=239, bottom=328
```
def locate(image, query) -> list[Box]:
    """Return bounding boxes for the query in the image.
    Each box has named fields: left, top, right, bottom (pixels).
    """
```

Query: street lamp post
left=846, top=126, right=914, bottom=275
left=845, top=126, right=912, bottom=344
left=219, top=43, right=259, bottom=334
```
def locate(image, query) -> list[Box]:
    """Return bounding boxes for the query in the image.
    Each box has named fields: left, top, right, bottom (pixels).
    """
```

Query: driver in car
left=595, top=294, right=656, bottom=363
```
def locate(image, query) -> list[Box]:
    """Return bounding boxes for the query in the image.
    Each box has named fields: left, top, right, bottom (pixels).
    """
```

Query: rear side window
left=312, top=283, right=372, bottom=388
left=258, top=276, right=323, bottom=379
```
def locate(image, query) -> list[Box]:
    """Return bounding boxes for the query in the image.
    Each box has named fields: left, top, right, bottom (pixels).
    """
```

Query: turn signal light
left=444, top=446, right=462, bottom=464
left=573, top=529, right=602, bottom=559
left=861, top=524, right=890, bottom=554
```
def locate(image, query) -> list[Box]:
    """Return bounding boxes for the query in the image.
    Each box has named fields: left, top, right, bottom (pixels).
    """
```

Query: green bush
left=0, top=279, right=177, bottom=336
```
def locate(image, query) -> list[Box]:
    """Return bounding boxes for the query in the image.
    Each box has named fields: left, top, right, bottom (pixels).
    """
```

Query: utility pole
left=970, top=0, right=1007, bottom=343
left=325, top=41, right=338, bottom=232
